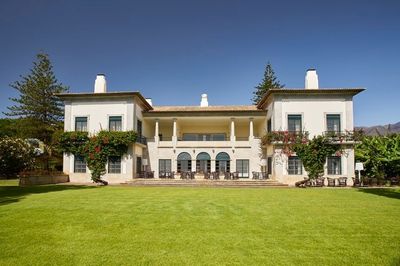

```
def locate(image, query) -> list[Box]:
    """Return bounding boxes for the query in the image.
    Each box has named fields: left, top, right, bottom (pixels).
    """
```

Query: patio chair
left=304, top=177, right=312, bottom=187
left=338, top=177, right=347, bottom=187
left=352, top=177, right=361, bottom=187
left=316, top=177, right=325, bottom=187
left=224, top=172, right=231, bottom=180
left=252, top=171, right=260, bottom=180
left=190, top=171, right=196, bottom=180
left=232, top=172, right=239, bottom=180
left=261, top=172, right=268, bottom=180
left=212, top=172, right=220, bottom=180
left=390, top=176, right=399, bottom=186
left=327, top=177, right=336, bottom=187
left=204, top=172, right=211, bottom=180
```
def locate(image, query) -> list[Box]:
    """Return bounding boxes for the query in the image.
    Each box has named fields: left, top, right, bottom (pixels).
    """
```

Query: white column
left=249, top=118, right=254, bottom=141
left=230, top=118, right=236, bottom=141
left=155, top=119, right=159, bottom=144
left=172, top=118, right=177, bottom=147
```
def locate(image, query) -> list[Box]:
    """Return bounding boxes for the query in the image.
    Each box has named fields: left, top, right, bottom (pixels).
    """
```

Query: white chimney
left=200, top=94, right=208, bottom=107
left=305, top=69, right=319, bottom=89
left=94, top=74, right=107, bottom=93
left=146, top=98, right=153, bottom=106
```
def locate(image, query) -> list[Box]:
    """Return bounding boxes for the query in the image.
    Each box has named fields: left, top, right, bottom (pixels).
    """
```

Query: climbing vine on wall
left=261, top=131, right=361, bottom=179
left=57, top=131, right=137, bottom=184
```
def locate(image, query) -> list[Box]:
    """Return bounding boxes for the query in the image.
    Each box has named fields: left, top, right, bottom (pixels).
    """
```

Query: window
left=267, top=157, right=272, bottom=175
left=196, top=152, right=211, bottom=173
left=236, top=160, right=249, bottom=178
left=327, top=156, right=342, bottom=175
left=75, top=117, right=87, bottom=132
left=74, top=156, right=86, bottom=173
left=136, top=157, right=142, bottom=173
left=109, top=116, right=122, bottom=131
left=159, top=159, right=171, bottom=173
left=288, top=115, right=302, bottom=132
left=177, top=152, right=192, bottom=172
left=326, top=114, right=341, bottom=133
left=108, top=156, right=121, bottom=174
left=267, top=119, right=272, bottom=133
left=216, top=152, right=230, bottom=172
left=137, top=120, right=142, bottom=136
left=182, top=133, right=226, bottom=141
left=288, top=156, right=302, bottom=175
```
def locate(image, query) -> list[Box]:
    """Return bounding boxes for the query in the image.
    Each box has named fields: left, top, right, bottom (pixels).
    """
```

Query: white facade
left=59, top=71, right=363, bottom=185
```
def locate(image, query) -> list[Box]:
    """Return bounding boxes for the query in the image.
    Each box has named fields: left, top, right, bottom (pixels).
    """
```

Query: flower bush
left=57, top=131, right=137, bottom=184
left=0, top=137, right=35, bottom=177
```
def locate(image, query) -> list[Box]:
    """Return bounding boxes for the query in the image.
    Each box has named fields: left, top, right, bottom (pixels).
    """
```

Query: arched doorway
left=216, top=152, right=230, bottom=173
left=177, top=152, right=191, bottom=173
left=196, top=152, right=211, bottom=173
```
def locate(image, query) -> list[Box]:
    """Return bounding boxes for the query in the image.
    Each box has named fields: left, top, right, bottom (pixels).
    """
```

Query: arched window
left=216, top=152, right=230, bottom=173
left=177, top=152, right=191, bottom=173
left=196, top=152, right=211, bottom=173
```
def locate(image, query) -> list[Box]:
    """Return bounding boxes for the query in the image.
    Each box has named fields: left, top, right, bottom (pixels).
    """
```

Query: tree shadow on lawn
left=357, top=188, right=400, bottom=200
left=0, top=184, right=96, bottom=206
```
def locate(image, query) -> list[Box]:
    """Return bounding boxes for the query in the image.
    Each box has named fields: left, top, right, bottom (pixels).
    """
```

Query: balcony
left=136, top=135, right=147, bottom=145
left=322, top=130, right=363, bottom=143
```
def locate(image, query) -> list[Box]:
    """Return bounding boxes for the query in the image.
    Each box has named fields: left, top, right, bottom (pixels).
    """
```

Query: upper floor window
left=75, top=117, right=87, bottom=132
left=137, top=120, right=142, bottom=136
left=182, top=133, right=225, bottom=141
left=326, top=114, right=341, bottom=133
left=108, top=156, right=121, bottom=174
left=288, top=156, right=302, bottom=175
left=109, top=116, right=122, bottom=131
left=267, top=119, right=272, bottom=133
left=288, top=115, right=302, bottom=132
left=327, top=156, right=341, bottom=175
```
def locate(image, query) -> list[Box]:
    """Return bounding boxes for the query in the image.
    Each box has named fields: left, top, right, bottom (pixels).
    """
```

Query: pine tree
left=252, top=62, right=284, bottom=104
left=5, top=53, right=69, bottom=143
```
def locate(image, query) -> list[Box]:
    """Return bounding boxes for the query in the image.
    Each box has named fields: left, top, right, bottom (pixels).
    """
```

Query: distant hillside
left=356, top=121, right=400, bottom=136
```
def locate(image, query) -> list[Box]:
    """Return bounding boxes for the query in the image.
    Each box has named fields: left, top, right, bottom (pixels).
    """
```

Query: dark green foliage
left=355, top=134, right=400, bottom=178
left=252, top=62, right=284, bottom=104
left=294, top=136, right=340, bottom=179
left=56, top=131, right=137, bottom=184
left=4, top=53, right=68, bottom=143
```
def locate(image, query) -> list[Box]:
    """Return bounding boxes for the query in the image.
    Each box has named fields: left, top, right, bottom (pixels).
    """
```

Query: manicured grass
left=0, top=182, right=399, bottom=265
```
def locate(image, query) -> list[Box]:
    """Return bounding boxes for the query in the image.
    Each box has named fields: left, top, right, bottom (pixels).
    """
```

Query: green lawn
left=0, top=180, right=399, bottom=265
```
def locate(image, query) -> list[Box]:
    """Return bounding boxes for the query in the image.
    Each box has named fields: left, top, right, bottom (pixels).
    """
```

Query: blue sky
left=0, top=0, right=399, bottom=126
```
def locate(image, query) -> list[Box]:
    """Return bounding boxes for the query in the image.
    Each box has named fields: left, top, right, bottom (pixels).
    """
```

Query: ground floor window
left=236, top=159, right=249, bottom=178
left=288, top=156, right=302, bottom=175
left=136, top=157, right=142, bottom=173
left=177, top=152, right=192, bottom=173
left=159, top=159, right=171, bottom=173
left=196, top=152, right=211, bottom=173
left=74, top=155, right=86, bottom=173
left=108, top=156, right=121, bottom=174
left=327, top=156, right=341, bottom=175
left=216, top=152, right=230, bottom=172
left=267, top=157, right=272, bottom=175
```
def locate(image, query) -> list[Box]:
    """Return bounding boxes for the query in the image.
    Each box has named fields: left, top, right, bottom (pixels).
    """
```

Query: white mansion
left=58, top=69, right=363, bottom=186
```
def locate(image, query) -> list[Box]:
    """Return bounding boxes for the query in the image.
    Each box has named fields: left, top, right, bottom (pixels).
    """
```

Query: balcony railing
left=262, top=131, right=309, bottom=145
left=136, top=135, right=147, bottom=145
left=323, top=130, right=363, bottom=142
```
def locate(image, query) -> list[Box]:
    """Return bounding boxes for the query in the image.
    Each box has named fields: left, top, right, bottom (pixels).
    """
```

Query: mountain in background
left=356, top=121, right=400, bottom=136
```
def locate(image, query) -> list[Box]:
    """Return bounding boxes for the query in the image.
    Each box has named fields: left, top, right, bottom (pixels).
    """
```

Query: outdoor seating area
left=352, top=176, right=399, bottom=187
left=295, top=177, right=348, bottom=188
left=137, top=171, right=155, bottom=179
left=159, top=171, right=175, bottom=179
left=252, top=172, right=269, bottom=180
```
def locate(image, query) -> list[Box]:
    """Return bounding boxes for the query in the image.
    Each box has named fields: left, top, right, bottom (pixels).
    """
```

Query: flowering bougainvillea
left=262, top=130, right=363, bottom=179
left=0, top=137, right=35, bottom=177
left=57, top=131, right=137, bottom=184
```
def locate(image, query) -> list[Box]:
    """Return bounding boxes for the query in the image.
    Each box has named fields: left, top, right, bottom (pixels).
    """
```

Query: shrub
left=0, top=137, right=35, bottom=177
